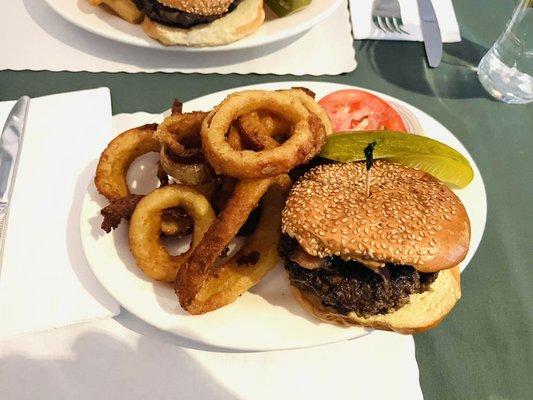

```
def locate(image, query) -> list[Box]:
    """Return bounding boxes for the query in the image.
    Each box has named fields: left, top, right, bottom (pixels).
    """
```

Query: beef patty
left=281, top=236, right=438, bottom=318
left=132, top=0, right=241, bottom=28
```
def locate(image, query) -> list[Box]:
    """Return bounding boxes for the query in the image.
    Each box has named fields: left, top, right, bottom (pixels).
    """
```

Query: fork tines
left=371, top=0, right=408, bottom=34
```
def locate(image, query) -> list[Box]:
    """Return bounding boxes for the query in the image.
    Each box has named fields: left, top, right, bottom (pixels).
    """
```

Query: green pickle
left=266, top=0, right=312, bottom=16
left=319, top=131, right=474, bottom=188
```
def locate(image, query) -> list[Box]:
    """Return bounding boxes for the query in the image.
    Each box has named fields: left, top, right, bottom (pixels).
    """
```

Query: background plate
left=44, top=0, right=342, bottom=52
left=80, top=81, right=487, bottom=351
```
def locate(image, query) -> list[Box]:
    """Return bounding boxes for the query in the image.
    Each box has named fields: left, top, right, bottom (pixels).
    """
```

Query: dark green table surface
left=1, top=0, right=532, bottom=398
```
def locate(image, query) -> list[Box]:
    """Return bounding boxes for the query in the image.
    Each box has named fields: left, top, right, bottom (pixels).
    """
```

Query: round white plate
left=44, top=0, right=342, bottom=52
left=80, top=81, right=487, bottom=351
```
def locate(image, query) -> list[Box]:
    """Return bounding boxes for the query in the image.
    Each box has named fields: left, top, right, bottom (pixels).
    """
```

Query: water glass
left=477, top=0, right=533, bottom=104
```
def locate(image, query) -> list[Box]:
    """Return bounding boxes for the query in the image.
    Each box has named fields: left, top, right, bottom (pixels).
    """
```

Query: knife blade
left=0, top=96, right=30, bottom=268
left=417, top=0, right=442, bottom=68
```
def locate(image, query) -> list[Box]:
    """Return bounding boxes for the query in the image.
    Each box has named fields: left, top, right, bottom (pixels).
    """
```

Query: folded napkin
left=0, top=317, right=423, bottom=399
left=0, top=0, right=355, bottom=75
left=0, top=88, right=120, bottom=339
left=350, top=0, right=461, bottom=42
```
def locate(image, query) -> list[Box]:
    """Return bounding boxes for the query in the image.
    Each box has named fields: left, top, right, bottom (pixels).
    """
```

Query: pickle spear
left=266, top=0, right=312, bottom=17
left=320, top=131, right=474, bottom=188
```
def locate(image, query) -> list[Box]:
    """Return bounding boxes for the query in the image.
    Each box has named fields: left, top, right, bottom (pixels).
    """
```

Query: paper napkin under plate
left=0, top=0, right=356, bottom=75
left=350, top=0, right=461, bottom=42
left=0, top=88, right=120, bottom=340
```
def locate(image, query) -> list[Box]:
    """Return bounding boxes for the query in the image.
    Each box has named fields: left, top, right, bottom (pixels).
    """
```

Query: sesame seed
left=280, top=161, right=468, bottom=268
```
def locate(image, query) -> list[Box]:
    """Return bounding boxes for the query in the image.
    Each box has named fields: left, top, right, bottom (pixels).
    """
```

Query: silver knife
left=417, top=0, right=442, bottom=68
left=0, top=96, right=30, bottom=270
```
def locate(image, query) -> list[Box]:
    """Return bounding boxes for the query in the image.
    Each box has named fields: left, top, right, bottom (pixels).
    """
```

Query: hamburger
left=280, top=161, right=470, bottom=333
left=131, top=0, right=265, bottom=46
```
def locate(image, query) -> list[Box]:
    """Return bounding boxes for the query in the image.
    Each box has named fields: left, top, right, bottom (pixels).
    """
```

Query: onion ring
left=95, top=123, right=203, bottom=236
left=155, top=111, right=206, bottom=158
left=200, top=90, right=329, bottom=178
left=175, top=175, right=291, bottom=314
left=129, top=185, right=216, bottom=282
left=278, top=88, right=333, bottom=137
left=156, top=112, right=214, bottom=184
left=100, top=181, right=217, bottom=236
left=95, top=123, right=160, bottom=202
left=159, top=181, right=218, bottom=237
left=230, top=88, right=329, bottom=151
left=159, top=145, right=213, bottom=184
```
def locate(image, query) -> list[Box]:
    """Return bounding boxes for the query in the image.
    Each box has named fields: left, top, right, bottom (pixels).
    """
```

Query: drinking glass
left=477, top=0, right=533, bottom=104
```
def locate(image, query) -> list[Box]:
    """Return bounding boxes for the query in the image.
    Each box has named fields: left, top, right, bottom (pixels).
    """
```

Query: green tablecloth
left=1, top=0, right=531, bottom=398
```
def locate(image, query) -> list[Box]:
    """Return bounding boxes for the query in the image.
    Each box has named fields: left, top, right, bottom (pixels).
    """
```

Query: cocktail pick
left=364, top=141, right=377, bottom=197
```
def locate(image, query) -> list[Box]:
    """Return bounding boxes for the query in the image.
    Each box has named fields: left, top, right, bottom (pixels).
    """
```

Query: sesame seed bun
left=292, top=266, right=461, bottom=334
left=141, top=0, right=264, bottom=46
left=281, top=161, right=471, bottom=273
left=156, top=0, right=234, bottom=15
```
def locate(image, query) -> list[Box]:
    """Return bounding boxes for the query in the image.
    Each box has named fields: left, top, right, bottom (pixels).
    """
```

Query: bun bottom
left=141, top=0, right=265, bottom=47
left=293, top=267, right=461, bottom=334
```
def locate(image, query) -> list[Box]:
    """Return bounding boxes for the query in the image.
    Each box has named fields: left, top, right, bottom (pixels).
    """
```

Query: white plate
left=80, top=81, right=487, bottom=351
left=44, top=0, right=342, bottom=52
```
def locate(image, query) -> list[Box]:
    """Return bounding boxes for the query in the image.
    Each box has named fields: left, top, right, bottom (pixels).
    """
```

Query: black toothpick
left=364, top=141, right=377, bottom=197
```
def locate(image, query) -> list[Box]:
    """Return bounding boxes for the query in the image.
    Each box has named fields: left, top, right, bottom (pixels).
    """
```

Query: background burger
left=90, top=0, right=265, bottom=46
left=280, top=161, right=470, bottom=333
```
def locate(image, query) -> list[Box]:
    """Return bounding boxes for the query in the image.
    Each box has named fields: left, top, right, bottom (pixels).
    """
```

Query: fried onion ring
left=95, top=123, right=160, bottom=202
left=155, top=111, right=206, bottom=158
left=156, top=112, right=214, bottom=184
left=159, top=145, right=213, bottom=184
left=175, top=175, right=291, bottom=314
left=129, top=185, right=216, bottom=282
left=200, top=90, right=329, bottom=178
left=278, top=88, right=333, bottom=137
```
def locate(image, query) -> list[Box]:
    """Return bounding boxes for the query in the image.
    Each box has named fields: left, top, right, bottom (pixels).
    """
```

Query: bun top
left=281, top=161, right=470, bottom=272
left=156, top=0, right=235, bottom=15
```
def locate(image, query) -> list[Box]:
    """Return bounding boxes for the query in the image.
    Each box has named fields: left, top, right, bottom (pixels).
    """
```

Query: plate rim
left=43, top=0, right=343, bottom=53
left=81, top=81, right=487, bottom=351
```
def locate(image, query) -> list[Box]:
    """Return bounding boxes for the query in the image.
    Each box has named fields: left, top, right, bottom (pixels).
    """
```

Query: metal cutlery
left=0, top=96, right=30, bottom=270
left=417, top=0, right=443, bottom=67
left=371, top=0, right=408, bottom=34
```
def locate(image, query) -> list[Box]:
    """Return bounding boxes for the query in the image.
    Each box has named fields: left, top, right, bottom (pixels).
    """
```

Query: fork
left=371, top=0, right=408, bottom=34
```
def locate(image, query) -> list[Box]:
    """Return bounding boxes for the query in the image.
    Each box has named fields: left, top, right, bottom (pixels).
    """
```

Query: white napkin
left=0, top=0, right=356, bottom=76
left=0, top=88, right=120, bottom=340
left=0, top=317, right=423, bottom=399
left=350, top=0, right=461, bottom=42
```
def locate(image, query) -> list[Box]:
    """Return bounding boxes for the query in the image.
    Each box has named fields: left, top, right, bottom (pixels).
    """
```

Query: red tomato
left=318, top=89, right=408, bottom=133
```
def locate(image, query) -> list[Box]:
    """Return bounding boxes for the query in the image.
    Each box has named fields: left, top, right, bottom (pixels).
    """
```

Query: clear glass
left=477, top=0, right=533, bottom=104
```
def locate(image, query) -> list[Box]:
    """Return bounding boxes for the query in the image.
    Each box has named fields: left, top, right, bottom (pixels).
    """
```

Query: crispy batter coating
left=129, top=185, right=216, bottom=282
left=95, top=124, right=160, bottom=202
left=175, top=175, right=291, bottom=314
left=200, top=89, right=331, bottom=178
left=101, top=194, right=144, bottom=233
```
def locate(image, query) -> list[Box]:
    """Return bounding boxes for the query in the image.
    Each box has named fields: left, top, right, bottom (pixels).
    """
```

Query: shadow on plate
left=248, top=267, right=325, bottom=327
left=25, top=0, right=307, bottom=69
left=359, top=38, right=493, bottom=100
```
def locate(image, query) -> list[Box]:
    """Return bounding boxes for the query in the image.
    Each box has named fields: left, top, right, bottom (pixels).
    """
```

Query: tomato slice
left=318, top=89, right=408, bottom=133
